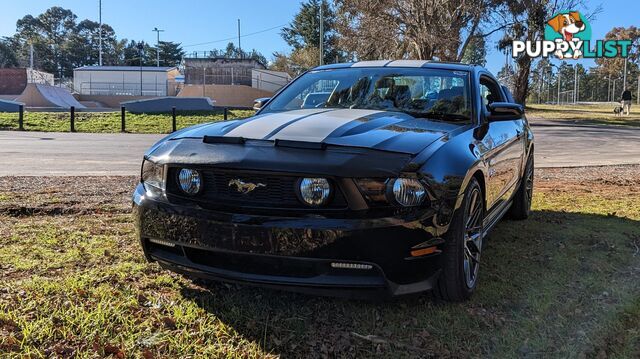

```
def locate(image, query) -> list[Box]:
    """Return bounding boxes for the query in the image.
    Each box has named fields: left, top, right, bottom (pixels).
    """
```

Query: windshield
left=261, top=67, right=472, bottom=123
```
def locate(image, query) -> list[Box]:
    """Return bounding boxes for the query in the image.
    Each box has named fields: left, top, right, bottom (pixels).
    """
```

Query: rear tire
left=434, top=178, right=484, bottom=302
left=508, top=154, right=534, bottom=220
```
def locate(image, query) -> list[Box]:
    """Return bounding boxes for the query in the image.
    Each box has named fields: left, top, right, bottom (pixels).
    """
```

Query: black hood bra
left=168, top=108, right=464, bottom=155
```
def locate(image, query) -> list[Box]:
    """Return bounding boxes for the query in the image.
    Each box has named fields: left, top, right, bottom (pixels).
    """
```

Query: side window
left=479, top=76, right=504, bottom=111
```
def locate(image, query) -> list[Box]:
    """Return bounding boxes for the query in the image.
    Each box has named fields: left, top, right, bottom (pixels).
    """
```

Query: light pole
left=237, top=19, right=242, bottom=58
left=623, top=55, right=628, bottom=91
left=612, top=78, right=620, bottom=102
left=573, top=64, right=578, bottom=104
left=152, top=27, right=164, bottom=67
left=607, top=76, right=612, bottom=102
left=98, top=0, right=103, bottom=66
left=546, top=66, right=553, bottom=103
left=557, top=71, right=561, bottom=105
left=637, top=75, right=640, bottom=105
left=538, top=70, right=544, bottom=104
left=137, top=42, right=144, bottom=95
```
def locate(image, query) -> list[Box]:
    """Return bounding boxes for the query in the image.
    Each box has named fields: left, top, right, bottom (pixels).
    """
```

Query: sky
left=0, top=0, right=638, bottom=74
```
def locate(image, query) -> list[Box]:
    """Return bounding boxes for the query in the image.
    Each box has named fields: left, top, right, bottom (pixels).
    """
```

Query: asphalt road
left=0, top=120, right=638, bottom=176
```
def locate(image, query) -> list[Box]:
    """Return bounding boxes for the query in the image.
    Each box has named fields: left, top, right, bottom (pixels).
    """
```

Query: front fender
left=414, top=128, right=487, bottom=230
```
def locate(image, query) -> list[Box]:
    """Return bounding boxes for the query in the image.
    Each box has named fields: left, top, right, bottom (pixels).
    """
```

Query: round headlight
left=177, top=168, right=202, bottom=195
left=392, top=178, right=426, bottom=207
left=298, top=178, right=331, bottom=206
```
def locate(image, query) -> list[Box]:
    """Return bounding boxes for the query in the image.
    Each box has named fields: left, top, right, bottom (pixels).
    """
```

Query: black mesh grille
left=167, top=168, right=348, bottom=210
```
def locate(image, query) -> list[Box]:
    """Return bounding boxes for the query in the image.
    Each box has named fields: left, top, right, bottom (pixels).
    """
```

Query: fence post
left=224, top=107, right=228, bottom=121
left=70, top=106, right=75, bottom=132
left=18, top=105, right=24, bottom=131
left=172, top=106, right=177, bottom=132
left=121, top=106, right=126, bottom=132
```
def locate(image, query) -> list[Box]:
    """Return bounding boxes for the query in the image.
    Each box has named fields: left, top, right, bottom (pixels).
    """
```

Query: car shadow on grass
left=178, top=210, right=640, bottom=358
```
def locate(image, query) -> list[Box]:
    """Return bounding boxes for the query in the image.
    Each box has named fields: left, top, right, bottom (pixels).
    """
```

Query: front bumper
left=133, top=184, right=446, bottom=298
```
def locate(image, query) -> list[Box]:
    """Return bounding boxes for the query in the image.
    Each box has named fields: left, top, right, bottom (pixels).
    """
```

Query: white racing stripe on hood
left=266, top=109, right=383, bottom=142
left=224, top=108, right=327, bottom=139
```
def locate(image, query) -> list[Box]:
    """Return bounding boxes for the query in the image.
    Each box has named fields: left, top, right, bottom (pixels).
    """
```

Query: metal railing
left=77, top=81, right=180, bottom=96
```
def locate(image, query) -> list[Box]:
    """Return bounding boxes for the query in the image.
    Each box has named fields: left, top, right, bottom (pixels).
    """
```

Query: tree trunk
left=513, top=56, right=532, bottom=105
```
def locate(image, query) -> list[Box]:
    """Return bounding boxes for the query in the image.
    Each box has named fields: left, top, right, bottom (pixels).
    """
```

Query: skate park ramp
left=16, top=84, right=86, bottom=109
left=178, top=84, right=273, bottom=108
left=0, top=98, right=24, bottom=112
left=121, top=97, right=215, bottom=113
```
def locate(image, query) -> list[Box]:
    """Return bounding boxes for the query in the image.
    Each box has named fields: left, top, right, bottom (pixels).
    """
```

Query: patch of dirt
left=536, top=165, right=640, bottom=194
left=0, top=176, right=137, bottom=217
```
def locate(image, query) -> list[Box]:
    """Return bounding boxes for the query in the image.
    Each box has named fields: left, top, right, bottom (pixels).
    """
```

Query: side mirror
left=487, top=102, right=524, bottom=121
left=253, top=97, right=271, bottom=111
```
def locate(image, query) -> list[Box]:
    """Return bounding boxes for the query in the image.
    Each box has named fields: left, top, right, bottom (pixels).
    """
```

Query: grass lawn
left=527, top=103, right=640, bottom=127
left=0, top=110, right=255, bottom=134
left=1, top=167, right=639, bottom=357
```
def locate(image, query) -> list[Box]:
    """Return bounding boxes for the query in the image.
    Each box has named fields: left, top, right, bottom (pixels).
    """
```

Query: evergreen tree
left=281, top=0, right=344, bottom=65
left=157, top=41, right=185, bottom=67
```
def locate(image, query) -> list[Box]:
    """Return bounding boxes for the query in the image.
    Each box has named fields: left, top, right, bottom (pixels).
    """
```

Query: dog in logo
left=547, top=12, right=586, bottom=59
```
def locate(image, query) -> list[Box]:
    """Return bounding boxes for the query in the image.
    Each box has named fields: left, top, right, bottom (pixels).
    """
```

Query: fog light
left=392, top=178, right=426, bottom=206
left=298, top=178, right=331, bottom=206
left=177, top=168, right=202, bottom=195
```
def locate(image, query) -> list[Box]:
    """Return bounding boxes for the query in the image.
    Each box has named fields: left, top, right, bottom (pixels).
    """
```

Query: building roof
left=74, top=66, right=178, bottom=72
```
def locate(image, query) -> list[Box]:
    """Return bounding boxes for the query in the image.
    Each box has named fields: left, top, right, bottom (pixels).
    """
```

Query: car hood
left=171, top=108, right=461, bottom=155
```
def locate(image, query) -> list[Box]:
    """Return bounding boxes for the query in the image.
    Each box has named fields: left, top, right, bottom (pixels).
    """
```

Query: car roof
left=312, top=60, right=486, bottom=73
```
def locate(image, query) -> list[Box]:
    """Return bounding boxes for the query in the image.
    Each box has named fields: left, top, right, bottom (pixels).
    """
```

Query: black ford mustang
left=133, top=61, right=534, bottom=301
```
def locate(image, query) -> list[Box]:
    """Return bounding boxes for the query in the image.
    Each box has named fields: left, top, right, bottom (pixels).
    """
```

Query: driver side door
left=476, top=76, right=525, bottom=212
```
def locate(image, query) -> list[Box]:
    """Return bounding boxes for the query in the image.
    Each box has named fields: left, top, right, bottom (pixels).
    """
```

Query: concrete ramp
left=121, top=97, right=215, bottom=113
left=16, top=84, right=86, bottom=109
left=0, top=98, right=24, bottom=112
left=178, top=84, right=273, bottom=107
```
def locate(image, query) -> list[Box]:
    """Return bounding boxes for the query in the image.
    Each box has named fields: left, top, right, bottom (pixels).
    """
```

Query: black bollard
left=18, top=105, right=24, bottom=131
left=121, top=106, right=126, bottom=132
left=172, top=106, right=177, bottom=132
left=70, top=106, right=75, bottom=132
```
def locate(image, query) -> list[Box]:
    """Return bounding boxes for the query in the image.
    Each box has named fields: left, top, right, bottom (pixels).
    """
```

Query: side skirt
left=482, top=199, right=512, bottom=238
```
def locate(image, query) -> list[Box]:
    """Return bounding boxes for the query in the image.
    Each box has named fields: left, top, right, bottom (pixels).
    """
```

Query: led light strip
left=330, top=262, right=373, bottom=270
left=148, top=238, right=176, bottom=248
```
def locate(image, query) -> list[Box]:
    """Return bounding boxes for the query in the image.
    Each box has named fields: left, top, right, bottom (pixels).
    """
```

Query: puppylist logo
left=512, top=11, right=632, bottom=60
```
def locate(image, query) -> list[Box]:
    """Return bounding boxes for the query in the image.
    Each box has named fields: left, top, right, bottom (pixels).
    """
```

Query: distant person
left=621, top=89, right=632, bottom=115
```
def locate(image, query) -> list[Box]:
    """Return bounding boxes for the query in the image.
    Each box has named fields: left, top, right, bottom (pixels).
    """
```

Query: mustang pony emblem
left=228, top=179, right=267, bottom=194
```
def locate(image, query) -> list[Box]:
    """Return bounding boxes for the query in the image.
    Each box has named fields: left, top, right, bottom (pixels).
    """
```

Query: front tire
left=434, top=177, right=484, bottom=302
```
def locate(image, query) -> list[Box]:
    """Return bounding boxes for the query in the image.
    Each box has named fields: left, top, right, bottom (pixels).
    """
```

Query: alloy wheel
left=463, top=187, right=483, bottom=289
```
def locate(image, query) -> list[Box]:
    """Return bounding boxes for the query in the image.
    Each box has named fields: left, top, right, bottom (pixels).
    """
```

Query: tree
left=12, top=7, right=125, bottom=77
left=0, top=38, right=19, bottom=68
left=461, top=37, right=487, bottom=66
left=207, top=42, right=268, bottom=65
left=527, top=58, right=553, bottom=103
left=334, top=0, right=506, bottom=62
left=14, top=7, right=77, bottom=77
left=157, top=41, right=185, bottom=67
left=270, top=52, right=297, bottom=75
left=497, top=64, right=516, bottom=92
left=270, top=47, right=322, bottom=76
left=594, top=26, right=640, bottom=88
left=496, top=0, right=593, bottom=104
left=65, top=20, right=121, bottom=68
left=123, top=40, right=154, bottom=66
left=281, top=0, right=344, bottom=64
